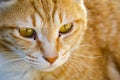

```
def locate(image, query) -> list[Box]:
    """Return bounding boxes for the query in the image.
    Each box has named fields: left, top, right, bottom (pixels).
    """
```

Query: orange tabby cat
left=0, top=0, right=120, bottom=80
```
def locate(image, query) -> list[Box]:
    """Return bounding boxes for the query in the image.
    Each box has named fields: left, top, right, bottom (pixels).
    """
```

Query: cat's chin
left=31, top=64, right=59, bottom=72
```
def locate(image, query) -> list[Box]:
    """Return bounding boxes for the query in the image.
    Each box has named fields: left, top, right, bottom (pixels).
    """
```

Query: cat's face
left=0, top=0, right=86, bottom=72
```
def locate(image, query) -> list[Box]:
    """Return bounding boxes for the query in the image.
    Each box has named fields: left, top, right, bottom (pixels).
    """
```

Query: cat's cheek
left=30, top=58, right=51, bottom=71
left=26, top=56, right=55, bottom=71
left=52, top=52, right=71, bottom=68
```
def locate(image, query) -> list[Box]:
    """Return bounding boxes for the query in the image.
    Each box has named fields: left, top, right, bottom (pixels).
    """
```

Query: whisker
left=66, top=61, right=83, bottom=73
left=0, top=51, right=26, bottom=57
left=78, top=59, right=96, bottom=73
left=0, top=51, right=23, bottom=54
left=0, top=54, right=19, bottom=56
left=73, top=53, right=103, bottom=59
left=0, top=54, right=18, bottom=55
left=0, top=58, right=25, bottom=64
left=0, top=59, right=29, bottom=73
left=20, top=65, right=31, bottom=78
left=69, top=58, right=95, bottom=73
left=0, top=51, right=23, bottom=53
left=70, top=44, right=95, bottom=52
left=14, top=62, right=31, bottom=71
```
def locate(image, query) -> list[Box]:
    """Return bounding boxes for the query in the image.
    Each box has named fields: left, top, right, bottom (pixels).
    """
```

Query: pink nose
left=43, top=56, right=58, bottom=64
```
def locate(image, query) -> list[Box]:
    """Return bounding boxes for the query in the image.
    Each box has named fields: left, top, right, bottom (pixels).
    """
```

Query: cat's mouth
left=25, top=52, right=70, bottom=72
left=25, top=56, right=54, bottom=71
left=24, top=55, right=55, bottom=71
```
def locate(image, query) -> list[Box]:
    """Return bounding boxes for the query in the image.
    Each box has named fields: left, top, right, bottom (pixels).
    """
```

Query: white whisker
left=0, top=54, right=19, bottom=56
left=74, top=53, right=103, bottom=59
left=69, top=58, right=95, bottom=73
left=0, top=51, right=22, bottom=54
left=0, top=51, right=23, bottom=53
left=20, top=66, right=31, bottom=78
left=0, top=58, right=25, bottom=64
left=66, top=61, right=83, bottom=72
left=0, top=61, right=31, bottom=78
left=70, top=44, right=95, bottom=52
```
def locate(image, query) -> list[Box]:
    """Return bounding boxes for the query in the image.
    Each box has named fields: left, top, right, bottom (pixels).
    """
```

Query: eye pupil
left=64, top=25, right=67, bottom=29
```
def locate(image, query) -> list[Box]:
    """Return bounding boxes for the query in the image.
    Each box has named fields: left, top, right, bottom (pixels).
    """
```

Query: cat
left=0, top=0, right=120, bottom=80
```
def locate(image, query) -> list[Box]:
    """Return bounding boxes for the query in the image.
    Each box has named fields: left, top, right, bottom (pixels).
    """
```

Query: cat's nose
left=43, top=56, right=58, bottom=64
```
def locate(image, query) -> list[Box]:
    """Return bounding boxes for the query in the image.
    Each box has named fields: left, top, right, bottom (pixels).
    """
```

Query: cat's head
left=0, top=0, right=87, bottom=72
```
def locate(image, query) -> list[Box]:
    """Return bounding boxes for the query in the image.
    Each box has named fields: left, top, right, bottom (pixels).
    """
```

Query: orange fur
left=0, top=0, right=120, bottom=80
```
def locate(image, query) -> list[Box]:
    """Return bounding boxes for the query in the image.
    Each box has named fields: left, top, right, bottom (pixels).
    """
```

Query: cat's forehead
left=21, top=0, right=83, bottom=20
left=0, top=0, right=85, bottom=27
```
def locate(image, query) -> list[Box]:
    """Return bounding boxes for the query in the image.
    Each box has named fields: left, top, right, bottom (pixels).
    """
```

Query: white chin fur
left=28, top=52, right=70, bottom=72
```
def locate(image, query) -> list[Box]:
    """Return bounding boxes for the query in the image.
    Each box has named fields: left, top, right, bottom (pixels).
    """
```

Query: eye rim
left=19, top=28, right=36, bottom=38
left=59, top=23, right=73, bottom=34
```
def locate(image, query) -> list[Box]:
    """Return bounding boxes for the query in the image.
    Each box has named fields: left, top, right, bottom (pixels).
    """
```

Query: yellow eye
left=19, top=28, right=35, bottom=37
left=59, top=23, right=73, bottom=34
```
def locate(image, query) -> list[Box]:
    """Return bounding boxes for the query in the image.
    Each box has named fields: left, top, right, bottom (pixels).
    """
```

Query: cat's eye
left=19, top=28, right=36, bottom=38
left=59, top=23, right=73, bottom=34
